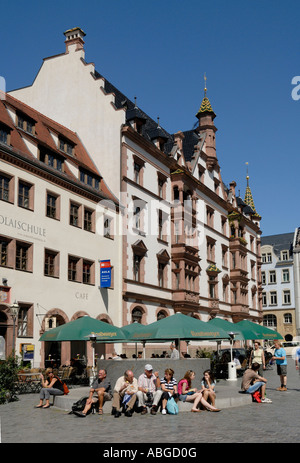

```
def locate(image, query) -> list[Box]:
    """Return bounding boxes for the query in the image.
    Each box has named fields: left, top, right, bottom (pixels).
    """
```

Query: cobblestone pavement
left=0, top=358, right=299, bottom=444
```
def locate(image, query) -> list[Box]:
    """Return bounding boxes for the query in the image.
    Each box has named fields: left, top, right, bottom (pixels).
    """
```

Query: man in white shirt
left=170, top=343, right=180, bottom=359
left=111, top=370, right=138, bottom=417
left=137, top=364, right=163, bottom=415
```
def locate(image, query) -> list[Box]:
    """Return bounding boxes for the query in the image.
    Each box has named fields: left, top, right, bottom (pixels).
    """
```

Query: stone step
left=54, top=384, right=252, bottom=413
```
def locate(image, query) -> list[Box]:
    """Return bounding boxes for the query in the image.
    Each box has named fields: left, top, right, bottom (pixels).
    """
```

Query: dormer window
left=79, top=168, right=101, bottom=190
left=17, top=112, right=36, bottom=135
left=0, top=125, right=10, bottom=145
left=39, top=147, right=65, bottom=172
left=59, top=137, right=74, bottom=156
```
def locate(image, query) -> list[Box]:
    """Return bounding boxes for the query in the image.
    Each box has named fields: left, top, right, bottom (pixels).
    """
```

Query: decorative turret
left=195, top=75, right=218, bottom=171
left=244, top=163, right=261, bottom=223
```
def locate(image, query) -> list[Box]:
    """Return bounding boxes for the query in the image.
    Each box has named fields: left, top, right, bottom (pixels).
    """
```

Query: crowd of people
left=35, top=340, right=300, bottom=414
left=36, top=364, right=221, bottom=415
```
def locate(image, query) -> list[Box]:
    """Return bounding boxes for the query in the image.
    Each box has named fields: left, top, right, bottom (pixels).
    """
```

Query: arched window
left=263, top=314, right=277, bottom=328
left=157, top=310, right=167, bottom=321
left=132, top=308, right=143, bottom=324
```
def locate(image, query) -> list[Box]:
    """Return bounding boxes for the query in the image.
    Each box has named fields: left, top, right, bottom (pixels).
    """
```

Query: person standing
left=249, top=341, right=266, bottom=377
left=170, top=343, right=179, bottom=359
left=272, top=340, right=288, bottom=391
left=294, top=344, right=300, bottom=375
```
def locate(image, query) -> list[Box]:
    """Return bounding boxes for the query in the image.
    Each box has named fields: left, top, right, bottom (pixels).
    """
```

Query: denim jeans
left=246, top=381, right=264, bottom=394
left=40, top=387, right=64, bottom=400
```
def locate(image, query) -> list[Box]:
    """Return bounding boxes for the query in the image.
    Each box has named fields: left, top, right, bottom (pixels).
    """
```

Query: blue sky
left=1, top=0, right=300, bottom=237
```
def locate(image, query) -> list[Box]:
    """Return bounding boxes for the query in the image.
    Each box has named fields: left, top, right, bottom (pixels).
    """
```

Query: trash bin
left=227, top=361, right=237, bottom=381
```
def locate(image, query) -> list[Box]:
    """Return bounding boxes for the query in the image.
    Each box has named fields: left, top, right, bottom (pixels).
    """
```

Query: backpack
left=252, top=391, right=261, bottom=403
left=166, top=397, right=179, bottom=415
left=70, top=396, right=91, bottom=414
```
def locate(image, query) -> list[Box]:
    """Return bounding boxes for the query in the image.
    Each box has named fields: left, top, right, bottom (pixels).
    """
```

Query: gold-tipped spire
left=244, top=162, right=261, bottom=218
left=196, top=73, right=216, bottom=119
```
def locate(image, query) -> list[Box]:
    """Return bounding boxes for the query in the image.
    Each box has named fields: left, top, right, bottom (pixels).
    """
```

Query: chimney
left=64, top=27, right=86, bottom=53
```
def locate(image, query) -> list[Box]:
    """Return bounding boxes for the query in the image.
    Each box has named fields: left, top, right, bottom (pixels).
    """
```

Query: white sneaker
left=261, top=398, right=272, bottom=403
left=162, top=409, right=167, bottom=415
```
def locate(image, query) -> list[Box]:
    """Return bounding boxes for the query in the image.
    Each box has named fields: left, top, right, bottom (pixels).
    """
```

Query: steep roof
left=244, top=176, right=261, bottom=219
left=261, top=232, right=294, bottom=260
left=0, top=94, right=118, bottom=204
left=196, top=96, right=216, bottom=119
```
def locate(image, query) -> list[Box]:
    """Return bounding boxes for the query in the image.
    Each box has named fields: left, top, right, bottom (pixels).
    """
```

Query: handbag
left=58, top=377, right=69, bottom=395
left=166, top=397, right=179, bottom=415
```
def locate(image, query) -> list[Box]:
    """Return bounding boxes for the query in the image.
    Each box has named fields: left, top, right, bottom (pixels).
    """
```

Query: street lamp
left=227, top=332, right=237, bottom=381
left=10, top=300, right=19, bottom=357
left=89, top=332, right=97, bottom=386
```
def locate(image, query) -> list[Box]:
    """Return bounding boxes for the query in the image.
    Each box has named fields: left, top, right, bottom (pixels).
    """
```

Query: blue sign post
left=100, top=260, right=111, bottom=288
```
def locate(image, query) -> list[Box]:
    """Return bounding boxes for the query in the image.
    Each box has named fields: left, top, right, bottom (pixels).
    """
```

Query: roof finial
left=246, top=162, right=249, bottom=186
left=134, top=96, right=137, bottom=108
left=157, top=116, right=160, bottom=128
left=204, top=73, right=207, bottom=97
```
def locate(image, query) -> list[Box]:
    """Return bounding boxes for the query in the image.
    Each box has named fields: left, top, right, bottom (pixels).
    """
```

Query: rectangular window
left=40, top=150, right=64, bottom=172
left=79, top=169, right=100, bottom=190
left=16, top=242, right=30, bottom=271
left=104, top=216, right=112, bottom=238
left=68, top=255, right=94, bottom=284
left=261, top=271, right=266, bottom=285
left=281, top=250, right=289, bottom=261
left=206, top=207, right=214, bottom=228
left=282, top=269, right=290, bottom=283
left=269, top=270, right=276, bottom=284
left=44, top=250, right=59, bottom=278
left=59, top=138, right=74, bottom=156
left=46, top=193, right=59, bottom=219
left=70, top=203, right=81, bottom=227
left=134, top=162, right=141, bottom=184
left=83, top=260, right=93, bottom=284
left=84, top=208, right=94, bottom=232
left=133, top=254, right=142, bottom=282
left=262, top=292, right=267, bottom=306
left=68, top=256, right=79, bottom=282
left=0, top=173, right=11, bottom=202
left=0, top=127, right=9, bottom=144
left=17, top=114, right=35, bottom=135
left=0, top=238, right=9, bottom=267
left=283, top=290, right=291, bottom=305
left=158, top=262, right=166, bottom=287
left=270, top=291, right=277, bottom=306
left=18, top=180, right=33, bottom=210
left=17, top=306, right=29, bottom=337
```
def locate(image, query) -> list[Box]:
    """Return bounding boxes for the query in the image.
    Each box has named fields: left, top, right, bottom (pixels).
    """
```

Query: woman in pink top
left=178, top=370, right=221, bottom=413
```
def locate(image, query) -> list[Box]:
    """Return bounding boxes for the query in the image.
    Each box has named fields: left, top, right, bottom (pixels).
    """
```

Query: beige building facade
left=1, top=27, right=264, bottom=362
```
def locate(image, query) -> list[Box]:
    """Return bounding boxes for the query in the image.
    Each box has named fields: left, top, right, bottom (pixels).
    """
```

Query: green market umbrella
left=207, top=318, right=246, bottom=341
left=236, top=319, right=283, bottom=340
left=125, top=312, right=230, bottom=342
left=39, top=316, right=127, bottom=342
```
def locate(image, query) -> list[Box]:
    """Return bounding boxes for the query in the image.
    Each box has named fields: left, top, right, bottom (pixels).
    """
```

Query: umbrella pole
left=142, top=341, right=146, bottom=359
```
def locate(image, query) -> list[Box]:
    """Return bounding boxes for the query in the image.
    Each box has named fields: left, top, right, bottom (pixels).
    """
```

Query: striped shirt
left=160, top=376, right=177, bottom=391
